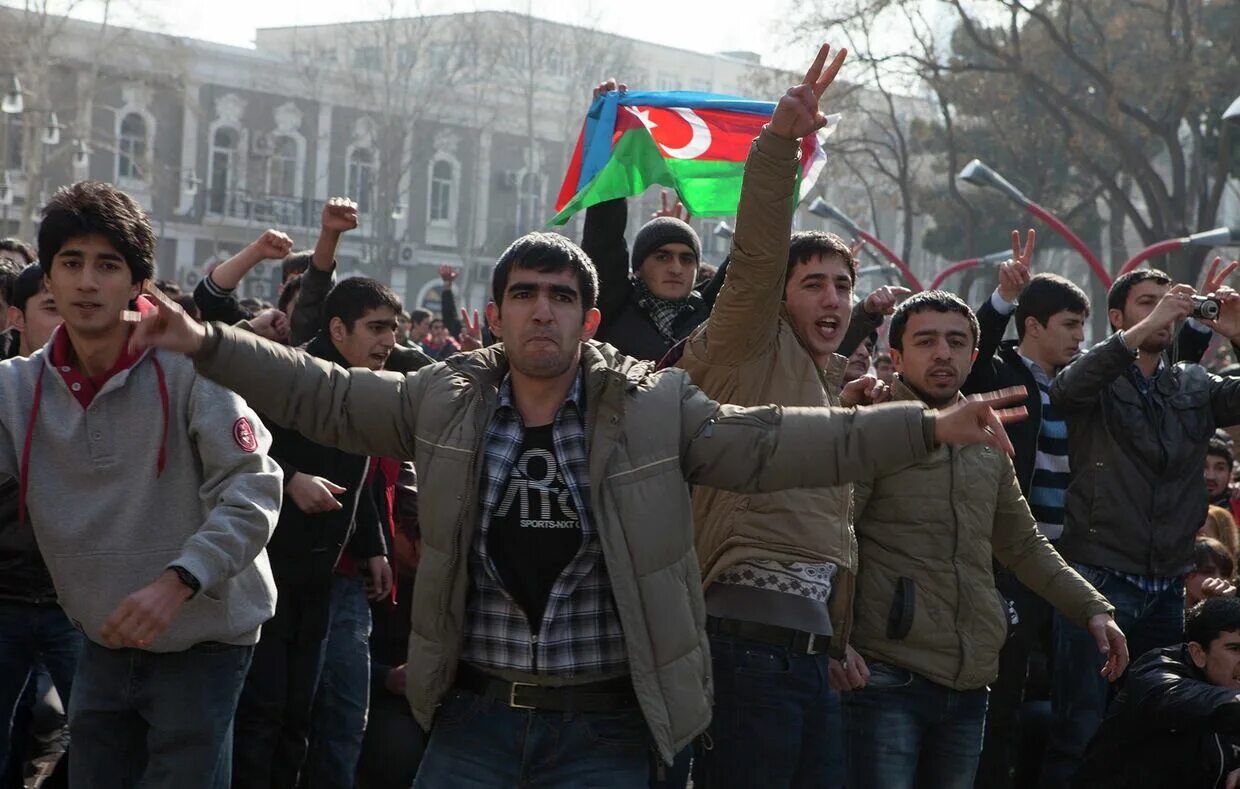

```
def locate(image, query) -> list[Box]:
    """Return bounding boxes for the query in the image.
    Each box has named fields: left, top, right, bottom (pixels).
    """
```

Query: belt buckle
left=508, top=681, right=537, bottom=710
left=805, top=633, right=820, bottom=655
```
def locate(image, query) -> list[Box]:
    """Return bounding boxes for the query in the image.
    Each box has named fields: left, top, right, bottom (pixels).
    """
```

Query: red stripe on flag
left=555, top=122, right=588, bottom=212
left=628, top=106, right=768, bottom=163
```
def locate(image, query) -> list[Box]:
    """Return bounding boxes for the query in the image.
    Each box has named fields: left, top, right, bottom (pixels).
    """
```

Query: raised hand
left=458, top=307, right=484, bottom=351
left=250, top=229, right=294, bottom=261
left=768, top=43, right=848, bottom=141
left=1201, top=258, right=1240, bottom=340
left=439, top=265, right=459, bottom=285
left=933, top=386, right=1030, bottom=456
left=863, top=285, right=912, bottom=317
left=250, top=308, right=290, bottom=343
left=321, top=197, right=359, bottom=233
left=996, top=229, right=1036, bottom=303
left=592, top=77, right=627, bottom=100
left=840, top=374, right=891, bottom=407
left=652, top=190, right=690, bottom=222
left=1202, top=255, right=1238, bottom=297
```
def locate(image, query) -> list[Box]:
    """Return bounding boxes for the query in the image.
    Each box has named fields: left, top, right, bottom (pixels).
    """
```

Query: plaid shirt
left=634, top=277, right=703, bottom=342
left=460, top=369, right=628, bottom=676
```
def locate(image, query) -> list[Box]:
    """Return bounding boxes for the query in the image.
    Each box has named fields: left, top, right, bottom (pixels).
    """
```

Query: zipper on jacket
left=331, top=457, right=372, bottom=570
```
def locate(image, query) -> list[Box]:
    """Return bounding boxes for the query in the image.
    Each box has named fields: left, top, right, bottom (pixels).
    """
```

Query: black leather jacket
left=0, top=475, right=58, bottom=604
left=1051, top=333, right=1240, bottom=576
left=1075, top=645, right=1240, bottom=788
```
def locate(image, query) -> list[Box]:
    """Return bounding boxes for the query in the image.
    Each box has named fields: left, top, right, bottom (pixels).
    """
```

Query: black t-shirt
left=487, top=423, right=583, bottom=633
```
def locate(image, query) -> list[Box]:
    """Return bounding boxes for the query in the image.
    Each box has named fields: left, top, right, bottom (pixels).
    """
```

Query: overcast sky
left=49, top=0, right=821, bottom=74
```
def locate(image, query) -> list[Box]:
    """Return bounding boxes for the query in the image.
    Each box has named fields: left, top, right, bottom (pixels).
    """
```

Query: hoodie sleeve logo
left=233, top=417, right=258, bottom=453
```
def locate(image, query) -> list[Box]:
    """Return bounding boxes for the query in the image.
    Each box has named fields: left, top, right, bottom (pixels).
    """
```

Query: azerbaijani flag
left=550, top=90, right=838, bottom=225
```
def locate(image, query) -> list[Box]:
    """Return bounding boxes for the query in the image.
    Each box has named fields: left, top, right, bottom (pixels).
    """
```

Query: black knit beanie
left=631, top=217, right=701, bottom=273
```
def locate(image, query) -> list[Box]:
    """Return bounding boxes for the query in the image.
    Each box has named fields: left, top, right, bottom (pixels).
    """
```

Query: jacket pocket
left=886, top=577, right=916, bottom=640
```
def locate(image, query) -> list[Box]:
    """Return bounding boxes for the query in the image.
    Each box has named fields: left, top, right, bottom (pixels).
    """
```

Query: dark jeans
left=69, top=639, right=252, bottom=789
left=304, top=575, right=372, bottom=789
left=232, top=589, right=331, bottom=789
left=1041, top=566, right=1185, bottom=788
left=976, top=572, right=1054, bottom=789
left=844, top=661, right=988, bottom=789
left=692, top=632, right=844, bottom=788
left=356, top=689, right=424, bottom=789
left=0, top=602, right=81, bottom=775
left=412, top=688, right=653, bottom=787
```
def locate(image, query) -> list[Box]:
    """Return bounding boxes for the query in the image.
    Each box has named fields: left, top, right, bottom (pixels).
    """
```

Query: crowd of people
left=1, top=41, right=1240, bottom=789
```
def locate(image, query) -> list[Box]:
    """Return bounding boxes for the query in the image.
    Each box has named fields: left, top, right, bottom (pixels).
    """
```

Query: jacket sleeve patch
left=233, top=417, right=259, bottom=453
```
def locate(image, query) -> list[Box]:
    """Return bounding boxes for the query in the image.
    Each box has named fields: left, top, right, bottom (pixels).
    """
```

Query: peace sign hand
left=459, top=307, right=485, bottom=351
left=769, top=43, right=848, bottom=141
left=652, top=190, right=689, bottom=222
left=1202, top=255, right=1239, bottom=298
left=997, top=229, right=1036, bottom=303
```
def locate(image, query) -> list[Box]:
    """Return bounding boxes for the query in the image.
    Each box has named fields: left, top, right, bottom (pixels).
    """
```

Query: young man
left=130, top=218, right=1024, bottom=785
left=0, top=263, right=74, bottom=779
left=232, top=277, right=395, bottom=789
left=1205, top=438, right=1240, bottom=521
left=0, top=181, right=281, bottom=787
left=675, top=44, right=912, bottom=788
left=844, top=291, right=1127, bottom=789
left=420, top=318, right=461, bottom=362
left=844, top=332, right=878, bottom=383
left=0, top=238, right=34, bottom=356
left=407, top=308, right=432, bottom=347
left=874, top=351, right=895, bottom=384
left=1043, top=263, right=1240, bottom=786
left=961, top=241, right=1092, bottom=787
left=1075, top=597, right=1240, bottom=788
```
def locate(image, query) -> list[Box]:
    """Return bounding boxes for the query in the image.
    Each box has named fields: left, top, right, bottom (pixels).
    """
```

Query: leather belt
left=707, top=615, right=831, bottom=656
left=453, top=662, right=638, bottom=712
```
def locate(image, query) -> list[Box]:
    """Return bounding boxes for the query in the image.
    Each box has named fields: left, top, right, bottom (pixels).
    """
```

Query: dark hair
left=491, top=232, right=598, bottom=313
left=0, top=258, right=23, bottom=308
left=888, top=290, right=980, bottom=352
left=410, top=308, right=432, bottom=324
left=8, top=264, right=47, bottom=314
left=430, top=318, right=445, bottom=329
left=281, top=251, right=312, bottom=281
left=1195, top=536, right=1236, bottom=579
left=864, top=331, right=879, bottom=350
left=1209, top=438, right=1236, bottom=468
left=154, top=279, right=183, bottom=298
left=1107, top=269, right=1171, bottom=329
left=174, top=294, right=201, bottom=321
left=239, top=297, right=263, bottom=314
left=323, top=276, right=401, bottom=334
left=875, top=352, right=893, bottom=365
left=0, top=238, right=36, bottom=264
left=37, top=181, right=155, bottom=283
left=1186, top=596, right=1240, bottom=648
left=278, top=275, right=301, bottom=314
left=1016, top=273, right=1090, bottom=341
left=786, top=231, right=856, bottom=286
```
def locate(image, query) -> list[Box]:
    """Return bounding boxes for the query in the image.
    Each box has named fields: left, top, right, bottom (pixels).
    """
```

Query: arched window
left=266, top=135, right=297, bottom=197
left=208, top=126, right=240, bottom=214
left=347, top=147, right=375, bottom=214
left=117, top=113, right=147, bottom=181
left=429, top=159, right=454, bottom=223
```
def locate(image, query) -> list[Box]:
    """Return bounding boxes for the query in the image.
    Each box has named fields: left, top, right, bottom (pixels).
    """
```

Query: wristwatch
left=169, top=565, right=202, bottom=598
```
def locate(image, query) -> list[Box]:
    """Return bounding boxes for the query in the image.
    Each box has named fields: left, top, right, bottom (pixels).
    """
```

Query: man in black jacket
left=232, top=277, right=396, bottom=789
left=962, top=234, right=1089, bottom=788
left=1074, top=597, right=1240, bottom=788
left=1043, top=262, right=1240, bottom=786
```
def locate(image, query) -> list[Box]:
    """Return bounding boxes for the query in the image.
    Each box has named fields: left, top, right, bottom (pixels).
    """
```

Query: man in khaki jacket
left=843, top=290, right=1128, bottom=789
left=676, top=43, right=907, bottom=788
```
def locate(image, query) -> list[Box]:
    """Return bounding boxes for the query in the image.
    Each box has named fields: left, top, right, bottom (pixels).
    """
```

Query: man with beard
left=843, top=291, right=1126, bottom=788
left=1205, top=438, right=1240, bottom=521
left=1042, top=263, right=1240, bottom=786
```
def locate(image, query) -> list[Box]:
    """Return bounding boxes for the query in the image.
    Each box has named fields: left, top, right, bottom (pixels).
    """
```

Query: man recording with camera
left=1041, top=260, right=1240, bottom=785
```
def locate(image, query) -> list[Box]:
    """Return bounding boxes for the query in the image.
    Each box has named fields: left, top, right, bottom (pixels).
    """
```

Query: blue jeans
left=0, top=602, right=82, bottom=774
left=413, top=688, right=652, bottom=787
left=692, top=633, right=844, bottom=788
left=69, top=639, right=252, bottom=789
left=1040, top=566, right=1184, bottom=788
left=304, top=575, right=372, bottom=788
left=844, top=661, right=988, bottom=789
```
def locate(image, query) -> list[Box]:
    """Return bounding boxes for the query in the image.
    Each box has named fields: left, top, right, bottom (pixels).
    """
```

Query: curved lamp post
left=958, top=159, right=1111, bottom=289
left=1225, top=95, right=1240, bottom=125
left=1118, top=227, right=1240, bottom=277
left=806, top=198, right=924, bottom=290
left=929, top=249, right=1013, bottom=292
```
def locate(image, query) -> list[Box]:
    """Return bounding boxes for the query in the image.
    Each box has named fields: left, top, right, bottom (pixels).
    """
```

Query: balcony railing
left=205, top=189, right=326, bottom=229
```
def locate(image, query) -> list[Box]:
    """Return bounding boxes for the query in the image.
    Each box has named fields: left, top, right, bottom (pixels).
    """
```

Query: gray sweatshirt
left=0, top=338, right=281, bottom=652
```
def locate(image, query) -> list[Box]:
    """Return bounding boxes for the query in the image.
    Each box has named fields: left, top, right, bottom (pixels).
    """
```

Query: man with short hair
left=1074, top=597, right=1240, bottom=788
left=844, top=290, right=1126, bottom=789
left=129, top=215, right=1025, bottom=785
left=874, top=351, right=895, bottom=384
left=407, top=308, right=432, bottom=346
left=844, top=332, right=878, bottom=383
left=232, top=276, right=395, bottom=789
left=0, top=238, right=34, bottom=353
left=962, top=235, right=1092, bottom=787
left=0, top=181, right=281, bottom=788
left=5, top=264, right=62, bottom=358
left=1205, top=438, right=1240, bottom=521
left=1043, top=262, right=1240, bottom=785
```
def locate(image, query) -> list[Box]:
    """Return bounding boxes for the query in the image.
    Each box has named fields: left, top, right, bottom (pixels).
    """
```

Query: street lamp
left=1225, top=95, right=1240, bottom=125
left=1118, top=227, right=1240, bottom=277
left=929, top=249, right=1013, bottom=292
left=713, top=220, right=734, bottom=240
left=1, top=77, right=21, bottom=116
left=40, top=111, right=61, bottom=146
left=957, top=158, right=1112, bottom=288
left=71, top=139, right=90, bottom=169
left=807, top=197, right=924, bottom=290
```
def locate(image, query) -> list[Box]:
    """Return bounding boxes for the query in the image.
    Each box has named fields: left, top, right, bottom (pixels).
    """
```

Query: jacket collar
left=891, top=375, right=965, bottom=407
left=307, top=332, right=350, bottom=369
left=445, top=340, right=651, bottom=395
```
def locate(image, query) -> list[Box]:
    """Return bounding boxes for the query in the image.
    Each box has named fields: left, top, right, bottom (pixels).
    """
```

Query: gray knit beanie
left=631, top=217, right=701, bottom=273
